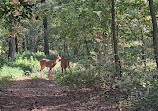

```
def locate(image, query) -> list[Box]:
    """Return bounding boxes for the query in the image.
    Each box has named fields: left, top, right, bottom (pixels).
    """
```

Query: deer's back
left=40, top=59, right=55, bottom=67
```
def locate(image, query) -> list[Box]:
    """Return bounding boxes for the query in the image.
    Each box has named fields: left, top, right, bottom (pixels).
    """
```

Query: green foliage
left=115, top=70, right=158, bottom=111
left=0, top=51, right=63, bottom=84
left=130, top=78, right=158, bottom=111
left=0, top=65, right=24, bottom=83
left=0, top=0, right=157, bottom=110
left=31, top=72, right=41, bottom=78
left=0, top=58, right=8, bottom=68
left=0, top=0, right=38, bottom=24
left=0, top=76, right=12, bottom=84
left=12, top=56, right=40, bottom=75
left=54, top=70, right=102, bottom=89
left=15, top=51, right=46, bottom=61
left=0, top=52, right=41, bottom=84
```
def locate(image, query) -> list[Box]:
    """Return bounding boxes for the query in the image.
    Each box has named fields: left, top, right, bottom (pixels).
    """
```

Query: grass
left=0, top=52, right=65, bottom=84
left=0, top=76, right=13, bottom=84
left=0, top=51, right=104, bottom=89
left=0, top=66, right=24, bottom=78
left=0, top=66, right=24, bottom=84
left=0, top=52, right=51, bottom=83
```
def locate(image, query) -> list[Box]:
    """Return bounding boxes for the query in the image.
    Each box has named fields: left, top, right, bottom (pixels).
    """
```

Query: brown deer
left=61, top=56, right=71, bottom=74
left=40, top=54, right=61, bottom=78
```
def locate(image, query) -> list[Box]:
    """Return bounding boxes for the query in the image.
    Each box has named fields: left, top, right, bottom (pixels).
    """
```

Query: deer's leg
left=65, top=68, right=66, bottom=74
left=62, top=67, right=63, bottom=74
left=48, top=68, right=53, bottom=79
left=40, top=66, right=45, bottom=78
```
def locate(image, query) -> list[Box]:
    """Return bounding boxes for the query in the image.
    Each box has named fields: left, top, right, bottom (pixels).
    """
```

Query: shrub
left=0, top=66, right=24, bottom=84
left=54, top=70, right=102, bottom=89
left=9, top=56, right=40, bottom=76
left=0, top=58, right=8, bottom=68
left=15, top=51, right=46, bottom=61
left=131, top=78, right=158, bottom=111
left=0, top=76, right=12, bottom=84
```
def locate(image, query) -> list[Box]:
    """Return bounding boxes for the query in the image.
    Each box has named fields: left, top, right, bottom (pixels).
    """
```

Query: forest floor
left=0, top=77, right=128, bottom=111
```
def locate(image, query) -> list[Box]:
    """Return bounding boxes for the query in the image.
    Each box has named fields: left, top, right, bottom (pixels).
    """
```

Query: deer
left=61, top=56, right=71, bottom=74
left=40, top=54, right=61, bottom=78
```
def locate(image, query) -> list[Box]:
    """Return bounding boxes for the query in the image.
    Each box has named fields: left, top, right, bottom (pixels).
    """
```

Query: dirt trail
left=0, top=78, right=126, bottom=111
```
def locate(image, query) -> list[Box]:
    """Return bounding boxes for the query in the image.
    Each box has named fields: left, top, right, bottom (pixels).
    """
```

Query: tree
left=148, top=0, right=158, bottom=69
left=42, top=0, right=49, bottom=55
left=8, top=31, right=16, bottom=60
left=111, top=0, right=121, bottom=77
left=0, top=0, right=35, bottom=60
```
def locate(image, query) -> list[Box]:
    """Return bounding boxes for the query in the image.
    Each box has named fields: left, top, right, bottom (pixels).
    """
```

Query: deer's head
left=56, top=54, right=61, bottom=61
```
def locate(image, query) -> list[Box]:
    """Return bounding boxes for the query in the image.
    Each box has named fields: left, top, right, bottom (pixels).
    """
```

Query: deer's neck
left=54, top=59, right=59, bottom=65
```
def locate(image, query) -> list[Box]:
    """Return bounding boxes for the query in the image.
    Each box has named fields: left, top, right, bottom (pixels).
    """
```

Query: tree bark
left=8, top=33, right=16, bottom=60
left=15, top=36, right=18, bottom=53
left=64, top=39, right=67, bottom=53
left=111, top=0, right=121, bottom=77
left=22, top=37, right=26, bottom=52
left=42, top=0, right=49, bottom=55
left=64, top=38, right=69, bottom=56
left=148, top=0, right=158, bottom=69
left=140, top=27, right=146, bottom=70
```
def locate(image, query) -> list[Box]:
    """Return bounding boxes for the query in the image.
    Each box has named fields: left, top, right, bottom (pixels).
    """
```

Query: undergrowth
left=54, top=70, right=103, bottom=89
left=0, top=51, right=58, bottom=84
left=1, top=51, right=158, bottom=111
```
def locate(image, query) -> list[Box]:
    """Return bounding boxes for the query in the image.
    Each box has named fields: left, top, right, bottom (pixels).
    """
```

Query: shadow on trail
left=0, top=78, right=127, bottom=111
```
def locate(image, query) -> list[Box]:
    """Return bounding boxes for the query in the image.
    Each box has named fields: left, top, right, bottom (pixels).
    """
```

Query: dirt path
left=0, top=78, right=127, bottom=111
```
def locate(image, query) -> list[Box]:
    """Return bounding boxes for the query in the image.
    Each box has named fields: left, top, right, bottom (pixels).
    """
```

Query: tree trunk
left=111, top=0, right=121, bottom=77
left=8, top=39, right=11, bottom=59
left=148, top=0, right=158, bottom=69
left=140, top=27, right=146, bottom=71
left=64, top=39, right=66, bottom=53
left=64, top=39, right=69, bottom=56
left=43, top=16, right=49, bottom=55
left=22, top=37, right=26, bottom=52
left=8, top=33, right=16, bottom=60
left=42, top=0, right=49, bottom=55
left=15, top=36, right=18, bottom=53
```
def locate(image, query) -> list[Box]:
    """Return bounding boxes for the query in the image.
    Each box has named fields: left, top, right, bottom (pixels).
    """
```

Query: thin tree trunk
left=140, top=27, right=146, bottom=70
left=63, top=38, right=69, bottom=57
left=64, top=39, right=66, bottom=53
left=111, top=0, right=121, bottom=77
left=42, top=0, right=49, bottom=55
left=9, top=33, right=16, bottom=60
left=15, top=36, right=18, bottom=53
left=43, top=16, right=49, bottom=55
left=148, top=0, right=158, bottom=69
left=8, top=39, right=11, bottom=59
left=22, top=37, right=26, bottom=52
